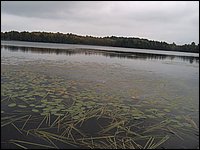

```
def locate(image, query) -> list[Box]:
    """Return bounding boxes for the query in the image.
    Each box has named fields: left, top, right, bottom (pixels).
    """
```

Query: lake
left=1, top=40, right=199, bottom=149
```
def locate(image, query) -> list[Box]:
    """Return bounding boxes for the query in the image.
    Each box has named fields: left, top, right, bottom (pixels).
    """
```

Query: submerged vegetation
left=1, top=31, right=199, bottom=53
left=1, top=59, right=199, bottom=149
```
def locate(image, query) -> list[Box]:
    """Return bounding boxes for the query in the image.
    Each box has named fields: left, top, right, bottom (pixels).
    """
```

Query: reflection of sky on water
left=1, top=40, right=199, bottom=57
left=1, top=45, right=199, bottom=64
left=1, top=45, right=199, bottom=80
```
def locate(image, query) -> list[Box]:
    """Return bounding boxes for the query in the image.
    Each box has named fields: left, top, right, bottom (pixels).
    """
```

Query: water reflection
left=1, top=45, right=199, bottom=64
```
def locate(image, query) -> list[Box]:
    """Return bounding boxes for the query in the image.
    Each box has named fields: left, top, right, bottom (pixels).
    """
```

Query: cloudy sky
left=1, top=1, right=199, bottom=45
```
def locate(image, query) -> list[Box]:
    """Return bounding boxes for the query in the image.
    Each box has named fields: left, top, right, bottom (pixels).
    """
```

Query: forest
left=1, top=31, right=199, bottom=53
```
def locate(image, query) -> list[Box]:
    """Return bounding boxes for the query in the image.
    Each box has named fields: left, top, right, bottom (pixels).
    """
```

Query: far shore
left=1, top=40, right=199, bottom=58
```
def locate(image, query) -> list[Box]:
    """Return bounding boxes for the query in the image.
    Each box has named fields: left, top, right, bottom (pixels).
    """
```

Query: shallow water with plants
left=1, top=42, right=199, bottom=149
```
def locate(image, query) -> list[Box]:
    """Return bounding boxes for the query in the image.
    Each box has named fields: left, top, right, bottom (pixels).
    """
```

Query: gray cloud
left=1, top=1, right=199, bottom=45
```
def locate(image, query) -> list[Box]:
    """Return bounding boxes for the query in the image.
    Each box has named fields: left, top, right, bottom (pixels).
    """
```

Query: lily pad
left=146, top=115, right=157, bottom=119
left=35, top=105, right=45, bottom=108
left=164, top=109, right=170, bottom=112
left=41, top=112, right=49, bottom=116
left=8, top=103, right=17, bottom=107
left=54, top=113, right=64, bottom=116
left=155, top=113, right=165, bottom=117
left=62, top=95, right=69, bottom=98
left=18, top=105, right=27, bottom=108
left=134, top=116, right=146, bottom=120
left=32, top=109, right=39, bottom=113
left=51, top=108, right=60, bottom=112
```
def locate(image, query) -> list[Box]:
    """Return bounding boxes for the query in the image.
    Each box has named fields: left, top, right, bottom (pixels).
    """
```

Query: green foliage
left=1, top=31, right=199, bottom=53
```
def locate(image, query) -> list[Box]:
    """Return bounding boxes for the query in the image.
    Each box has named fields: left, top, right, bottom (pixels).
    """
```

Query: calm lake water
left=1, top=41, right=199, bottom=149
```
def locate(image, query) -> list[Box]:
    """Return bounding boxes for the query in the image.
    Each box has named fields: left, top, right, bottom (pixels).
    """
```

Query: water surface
left=1, top=42, right=199, bottom=149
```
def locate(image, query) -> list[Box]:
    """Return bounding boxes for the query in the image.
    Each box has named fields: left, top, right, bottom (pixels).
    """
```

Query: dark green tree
left=1, top=31, right=199, bottom=53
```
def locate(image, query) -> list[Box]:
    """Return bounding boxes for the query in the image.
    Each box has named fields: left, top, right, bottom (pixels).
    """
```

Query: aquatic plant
left=1, top=61, right=199, bottom=149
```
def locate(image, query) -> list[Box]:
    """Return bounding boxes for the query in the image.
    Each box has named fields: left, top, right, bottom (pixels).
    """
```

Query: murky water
left=1, top=41, right=199, bottom=149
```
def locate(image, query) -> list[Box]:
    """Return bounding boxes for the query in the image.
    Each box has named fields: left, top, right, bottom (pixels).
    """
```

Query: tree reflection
left=2, top=45, right=199, bottom=64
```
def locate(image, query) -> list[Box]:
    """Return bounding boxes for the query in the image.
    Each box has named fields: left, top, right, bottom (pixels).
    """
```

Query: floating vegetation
left=8, top=103, right=17, bottom=107
left=163, top=108, right=171, bottom=113
left=18, top=105, right=27, bottom=108
left=32, top=109, right=39, bottom=113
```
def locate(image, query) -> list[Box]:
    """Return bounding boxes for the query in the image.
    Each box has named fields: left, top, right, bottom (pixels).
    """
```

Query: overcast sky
left=1, top=1, right=199, bottom=45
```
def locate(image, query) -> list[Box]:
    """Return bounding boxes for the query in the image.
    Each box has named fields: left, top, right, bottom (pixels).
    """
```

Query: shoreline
left=1, top=40, right=199, bottom=58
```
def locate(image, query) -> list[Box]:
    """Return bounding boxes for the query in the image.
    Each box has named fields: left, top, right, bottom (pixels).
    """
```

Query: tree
left=1, top=31, right=199, bottom=53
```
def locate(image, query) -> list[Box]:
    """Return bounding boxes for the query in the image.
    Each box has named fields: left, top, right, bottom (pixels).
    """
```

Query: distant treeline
left=1, top=31, right=199, bottom=53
